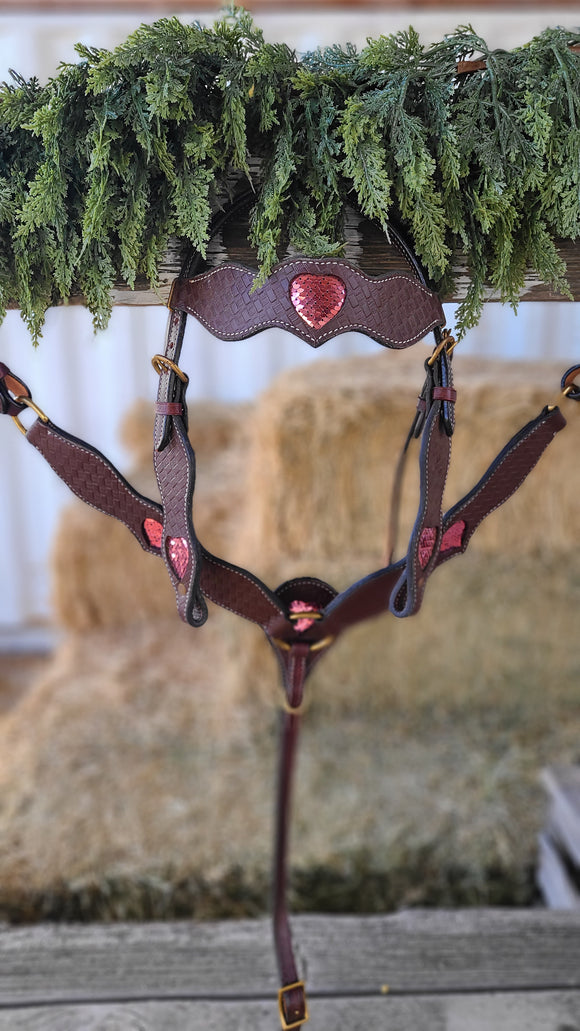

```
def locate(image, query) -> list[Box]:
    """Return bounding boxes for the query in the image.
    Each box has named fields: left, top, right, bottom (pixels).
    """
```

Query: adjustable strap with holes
left=2, top=262, right=577, bottom=1027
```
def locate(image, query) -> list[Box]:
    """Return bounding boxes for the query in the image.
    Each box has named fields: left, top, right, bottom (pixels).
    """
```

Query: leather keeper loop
left=155, top=401, right=184, bottom=416
left=433, top=386, right=457, bottom=403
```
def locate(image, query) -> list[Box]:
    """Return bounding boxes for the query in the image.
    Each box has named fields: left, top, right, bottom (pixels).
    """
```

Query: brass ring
left=309, top=635, right=335, bottom=652
left=14, top=395, right=49, bottom=422
left=547, top=384, right=577, bottom=412
left=271, top=634, right=334, bottom=653
left=427, top=331, right=456, bottom=367
left=11, top=395, right=50, bottom=434
left=151, top=354, right=189, bottom=384
left=289, top=610, right=323, bottom=622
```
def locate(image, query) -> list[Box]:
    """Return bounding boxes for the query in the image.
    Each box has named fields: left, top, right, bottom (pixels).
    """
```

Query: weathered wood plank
left=0, top=991, right=580, bottom=1031
left=8, top=220, right=579, bottom=309
left=2, top=910, right=580, bottom=1007
left=109, top=237, right=580, bottom=305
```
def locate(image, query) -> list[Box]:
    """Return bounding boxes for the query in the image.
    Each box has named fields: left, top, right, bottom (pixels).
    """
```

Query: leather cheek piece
left=170, top=258, right=446, bottom=349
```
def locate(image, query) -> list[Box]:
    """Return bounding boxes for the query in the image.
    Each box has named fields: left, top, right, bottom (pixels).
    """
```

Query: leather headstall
left=1, top=211, right=578, bottom=1030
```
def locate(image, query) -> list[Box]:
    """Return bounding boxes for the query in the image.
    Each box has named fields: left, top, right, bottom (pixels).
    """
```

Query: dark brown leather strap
left=320, top=402, right=567, bottom=639
left=170, top=259, right=445, bottom=349
left=272, top=644, right=310, bottom=1030
left=153, top=414, right=207, bottom=627
left=389, top=349, right=455, bottom=617
left=26, top=419, right=164, bottom=555
left=153, top=307, right=207, bottom=627
left=437, top=403, right=567, bottom=564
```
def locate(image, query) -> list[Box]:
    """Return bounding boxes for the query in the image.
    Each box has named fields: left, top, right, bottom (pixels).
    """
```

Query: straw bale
left=238, top=351, right=578, bottom=590
left=0, top=617, right=262, bottom=899
left=0, top=353, right=578, bottom=913
left=229, top=351, right=580, bottom=711
left=0, top=553, right=579, bottom=911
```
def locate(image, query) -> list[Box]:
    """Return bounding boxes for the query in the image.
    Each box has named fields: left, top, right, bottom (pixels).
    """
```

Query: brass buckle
left=278, top=981, right=309, bottom=1029
left=151, top=354, right=189, bottom=384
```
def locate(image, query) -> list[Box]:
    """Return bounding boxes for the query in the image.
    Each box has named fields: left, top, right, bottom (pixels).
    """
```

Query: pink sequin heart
left=143, top=517, right=163, bottom=550
left=290, top=274, right=346, bottom=329
left=418, top=526, right=437, bottom=569
left=167, top=536, right=189, bottom=580
left=441, top=519, right=466, bottom=553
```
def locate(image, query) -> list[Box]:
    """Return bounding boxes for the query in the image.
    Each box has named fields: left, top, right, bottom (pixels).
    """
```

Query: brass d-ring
left=427, top=330, right=456, bottom=367
left=11, top=395, right=49, bottom=435
left=309, top=635, right=335, bottom=653
left=151, top=354, right=189, bottom=384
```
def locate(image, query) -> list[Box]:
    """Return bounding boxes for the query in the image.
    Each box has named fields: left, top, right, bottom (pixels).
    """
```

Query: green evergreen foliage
left=0, top=8, right=578, bottom=341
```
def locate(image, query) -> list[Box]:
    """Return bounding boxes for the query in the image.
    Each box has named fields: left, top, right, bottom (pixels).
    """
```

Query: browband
left=170, top=258, right=446, bottom=348
left=3, top=227, right=578, bottom=1030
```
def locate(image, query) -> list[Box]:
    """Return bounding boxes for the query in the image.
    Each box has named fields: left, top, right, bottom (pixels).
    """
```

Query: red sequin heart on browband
left=290, top=274, right=346, bottom=329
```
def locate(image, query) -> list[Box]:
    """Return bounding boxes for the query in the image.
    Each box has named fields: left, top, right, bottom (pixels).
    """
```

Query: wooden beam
left=0, top=911, right=580, bottom=1029
left=1, top=910, right=580, bottom=1003
left=1, top=992, right=580, bottom=1031
left=93, top=237, right=580, bottom=308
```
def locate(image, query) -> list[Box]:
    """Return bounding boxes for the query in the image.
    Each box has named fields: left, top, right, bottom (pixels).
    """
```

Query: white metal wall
left=0, top=8, right=579, bottom=641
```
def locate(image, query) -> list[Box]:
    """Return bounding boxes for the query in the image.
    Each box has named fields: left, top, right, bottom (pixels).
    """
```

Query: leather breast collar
left=1, top=214, right=578, bottom=1029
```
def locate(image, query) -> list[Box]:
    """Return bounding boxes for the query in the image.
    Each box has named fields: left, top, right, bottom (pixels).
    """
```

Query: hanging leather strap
left=153, top=308, right=207, bottom=627
left=273, top=643, right=310, bottom=1030
left=389, top=346, right=455, bottom=617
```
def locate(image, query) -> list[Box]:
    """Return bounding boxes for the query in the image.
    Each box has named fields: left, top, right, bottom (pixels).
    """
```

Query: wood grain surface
left=1, top=910, right=580, bottom=1028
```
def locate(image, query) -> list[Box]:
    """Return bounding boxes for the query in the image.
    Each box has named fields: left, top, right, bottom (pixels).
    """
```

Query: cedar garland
left=0, top=7, right=579, bottom=341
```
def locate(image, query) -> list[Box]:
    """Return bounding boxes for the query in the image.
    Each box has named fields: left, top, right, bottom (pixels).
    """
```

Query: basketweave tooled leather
left=436, top=405, right=567, bottom=565
left=170, top=258, right=445, bottom=348
left=153, top=415, right=207, bottom=627
left=26, top=419, right=163, bottom=554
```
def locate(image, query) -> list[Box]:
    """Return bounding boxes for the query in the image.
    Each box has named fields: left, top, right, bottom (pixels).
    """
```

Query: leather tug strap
left=2, top=258, right=575, bottom=1027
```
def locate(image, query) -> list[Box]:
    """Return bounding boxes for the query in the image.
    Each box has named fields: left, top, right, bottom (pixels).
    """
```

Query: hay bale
left=238, top=352, right=578, bottom=585
left=0, top=353, right=578, bottom=917
left=230, top=351, right=580, bottom=711
left=0, top=618, right=263, bottom=904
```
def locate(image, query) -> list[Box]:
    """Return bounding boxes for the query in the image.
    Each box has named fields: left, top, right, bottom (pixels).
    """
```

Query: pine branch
left=0, top=11, right=578, bottom=341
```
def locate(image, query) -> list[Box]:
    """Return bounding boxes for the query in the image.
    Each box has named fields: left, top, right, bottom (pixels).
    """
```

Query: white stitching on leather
left=174, top=262, right=442, bottom=347
left=201, top=551, right=284, bottom=624
left=33, top=425, right=161, bottom=553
